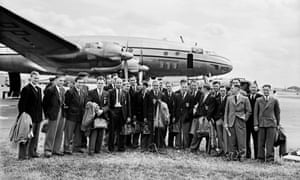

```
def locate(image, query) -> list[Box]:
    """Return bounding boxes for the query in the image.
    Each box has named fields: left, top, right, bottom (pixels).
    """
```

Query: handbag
left=41, top=122, right=49, bottom=133
left=94, top=118, right=107, bottom=129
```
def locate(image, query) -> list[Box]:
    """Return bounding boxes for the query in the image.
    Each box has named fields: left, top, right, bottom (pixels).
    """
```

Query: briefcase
left=93, top=118, right=107, bottom=129
left=121, top=123, right=133, bottom=135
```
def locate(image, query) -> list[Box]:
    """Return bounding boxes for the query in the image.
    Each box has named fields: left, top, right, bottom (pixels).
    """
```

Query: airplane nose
left=223, top=59, right=233, bottom=73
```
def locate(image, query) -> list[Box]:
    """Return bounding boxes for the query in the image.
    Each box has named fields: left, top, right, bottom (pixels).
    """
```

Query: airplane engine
left=123, top=58, right=149, bottom=73
left=83, top=42, right=133, bottom=61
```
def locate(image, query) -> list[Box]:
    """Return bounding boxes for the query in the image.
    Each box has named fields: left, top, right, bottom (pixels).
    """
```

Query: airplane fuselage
left=0, top=35, right=232, bottom=77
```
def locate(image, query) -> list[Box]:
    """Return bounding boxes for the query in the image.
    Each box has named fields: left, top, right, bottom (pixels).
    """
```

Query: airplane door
left=187, top=53, right=193, bottom=68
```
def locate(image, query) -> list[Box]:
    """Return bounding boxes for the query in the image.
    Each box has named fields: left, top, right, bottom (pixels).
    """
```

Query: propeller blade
left=124, top=60, right=129, bottom=82
left=138, top=71, right=143, bottom=85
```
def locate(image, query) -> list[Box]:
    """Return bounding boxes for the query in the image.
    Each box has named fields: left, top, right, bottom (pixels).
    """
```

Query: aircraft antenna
left=180, top=35, right=184, bottom=43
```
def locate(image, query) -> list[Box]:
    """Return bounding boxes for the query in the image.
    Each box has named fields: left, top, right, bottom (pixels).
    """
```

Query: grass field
left=1, top=141, right=300, bottom=180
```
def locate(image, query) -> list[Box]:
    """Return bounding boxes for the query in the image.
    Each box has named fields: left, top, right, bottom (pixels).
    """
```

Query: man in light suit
left=224, top=84, right=252, bottom=161
left=43, top=75, right=66, bottom=158
left=254, top=84, right=280, bottom=162
left=18, top=71, right=43, bottom=159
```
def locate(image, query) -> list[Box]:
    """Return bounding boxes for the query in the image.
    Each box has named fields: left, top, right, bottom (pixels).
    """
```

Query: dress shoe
left=88, top=152, right=94, bottom=156
left=44, top=152, right=52, bottom=158
left=30, top=153, right=40, bottom=158
left=117, top=148, right=125, bottom=152
left=73, top=148, right=85, bottom=153
left=53, top=152, right=64, bottom=156
left=18, top=156, right=29, bottom=160
left=64, top=151, right=73, bottom=155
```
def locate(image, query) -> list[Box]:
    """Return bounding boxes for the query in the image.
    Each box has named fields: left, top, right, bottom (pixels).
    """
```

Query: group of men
left=17, top=71, right=281, bottom=163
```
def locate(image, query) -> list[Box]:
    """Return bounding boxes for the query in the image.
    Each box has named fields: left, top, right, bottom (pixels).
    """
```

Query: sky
left=1, top=0, right=300, bottom=87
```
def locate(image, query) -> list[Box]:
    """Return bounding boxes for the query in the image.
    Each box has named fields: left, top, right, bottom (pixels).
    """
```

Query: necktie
left=265, top=96, right=269, bottom=102
left=235, top=96, right=238, bottom=104
left=116, top=89, right=119, bottom=104
left=98, top=89, right=102, bottom=100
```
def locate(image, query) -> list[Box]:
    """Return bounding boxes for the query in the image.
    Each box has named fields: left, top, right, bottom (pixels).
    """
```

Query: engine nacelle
left=84, top=41, right=133, bottom=61
left=122, top=58, right=149, bottom=73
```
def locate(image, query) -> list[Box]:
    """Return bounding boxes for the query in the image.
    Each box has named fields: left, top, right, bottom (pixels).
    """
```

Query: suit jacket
left=109, top=88, right=131, bottom=122
left=135, top=89, right=146, bottom=121
left=190, top=90, right=203, bottom=107
left=18, top=84, right=42, bottom=123
left=254, top=96, right=280, bottom=128
left=104, top=84, right=114, bottom=91
left=65, top=87, right=86, bottom=122
left=224, top=94, right=252, bottom=127
left=129, top=86, right=138, bottom=118
left=42, top=85, right=65, bottom=121
left=88, top=88, right=110, bottom=120
left=213, top=95, right=227, bottom=121
left=247, top=93, right=262, bottom=126
left=173, top=91, right=193, bottom=123
left=162, top=91, right=175, bottom=120
left=143, top=90, right=163, bottom=121
left=194, top=93, right=215, bottom=121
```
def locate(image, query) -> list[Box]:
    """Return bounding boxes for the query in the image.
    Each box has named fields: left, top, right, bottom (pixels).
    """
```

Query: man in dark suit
left=87, top=78, right=110, bottom=155
left=126, top=76, right=138, bottom=148
left=173, top=80, right=193, bottom=149
left=142, top=80, right=162, bottom=151
left=162, top=81, right=175, bottom=148
left=213, top=85, right=227, bottom=155
left=246, top=83, right=262, bottom=159
left=104, top=74, right=114, bottom=91
left=132, top=82, right=147, bottom=148
left=189, top=80, right=203, bottom=147
left=224, top=84, right=252, bottom=161
left=18, top=71, right=43, bottom=159
left=190, top=84, right=215, bottom=152
left=77, top=72, right=89, bottom=149
left=43, top=75, right=66, bottom=158
left=108, top=78, right=131, bottom=152
left=189, top=81, right=202, bottom=108
left=63, top=77, right=87, bottom=154
left=254, top=84, right=280, bottom=162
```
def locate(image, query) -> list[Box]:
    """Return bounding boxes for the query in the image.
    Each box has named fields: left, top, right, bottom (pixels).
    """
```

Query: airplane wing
left=0, top=5, right=80, bottom=57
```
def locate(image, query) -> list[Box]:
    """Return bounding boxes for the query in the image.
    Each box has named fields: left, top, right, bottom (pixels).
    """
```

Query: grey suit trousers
left=228, top=117, right=246, bottom=158
left=44, top=110, right=65, bottom=154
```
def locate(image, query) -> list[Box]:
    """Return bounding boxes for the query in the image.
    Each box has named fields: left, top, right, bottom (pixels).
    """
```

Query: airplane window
left=163, top=51, right=168, bottom=56
left=166, top=62, right=170, bottom=69
left=160, top=61, right=164, bottom=68
left=175, top=51, right=180, bottom=56
left=173, top=63, right=178, bottom=69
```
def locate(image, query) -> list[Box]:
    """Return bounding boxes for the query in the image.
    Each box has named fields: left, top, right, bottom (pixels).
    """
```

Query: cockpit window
left=191, top=47, right=203, bottom=54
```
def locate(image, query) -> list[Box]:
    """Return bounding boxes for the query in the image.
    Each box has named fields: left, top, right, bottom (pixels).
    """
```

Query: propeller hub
left=121, top=52, right=134, bottom=60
